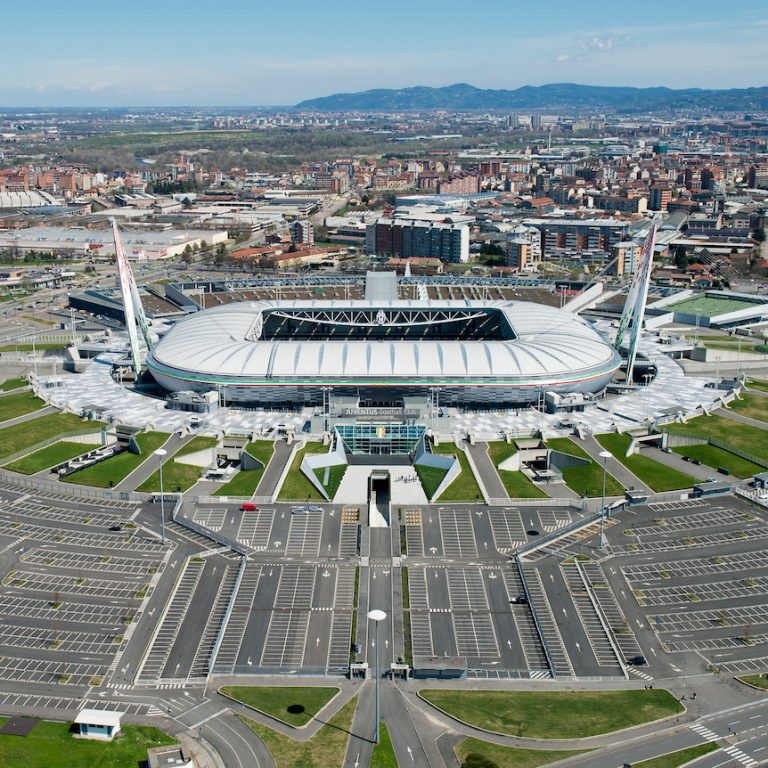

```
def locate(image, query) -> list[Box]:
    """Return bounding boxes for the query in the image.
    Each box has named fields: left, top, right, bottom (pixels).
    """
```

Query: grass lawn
left=0, top=377, right=26, bottom=391
left=313, top=463, right=347, bottom=499
left=596, top=433, right=697, bottom=492
left=371, top=723, right=398, bottom=768
left=420, top=689, right=683, bottom=739
left=64, top=430, right=170, bottom=488
left=728, top=392, right=768, bottom=423
left=214, top=439, right=275, bottom=497
left=415, top=463, right=448, bottom=499
left=137, top=435, right=217, bottom=493
left=663, top=414, right=768, bottom=466
left=486, top=441, right=547, bottom=498
left=239, top=694, right=356, bottom=768
left=0, top=719, right=174, bottom=768
left=498, top=469, right=548, bottom=498
left=278, top=442, right=328, bottom=501
left=547, top=437, right=625, bottom=497
left=0, top=390, right=46, bottom=422
left=0, top=342, right=66, bottom=352
left=487, top=441, right=520, bottom=466
left=747, top=378, right=768, bottom=393
left=455, top=738, right=587, bottom=768
left=220, top=686, right=338, bottom=727
left=672, top=444, right=762, bottom=478
left=0, top=412, right=98, bottom=463
left=432, top=443, right=483, bottom=501
left=4, top=440, right=99, bottom=474
left=738, top=673, right=768, bottom=689
left=632, top=743, right=718, bottom=768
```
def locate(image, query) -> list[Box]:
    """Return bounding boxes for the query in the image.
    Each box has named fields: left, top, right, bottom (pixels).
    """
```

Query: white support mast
left=111, top=218, right=142, bottom=373
left=615, top=222, right=656, bottom=384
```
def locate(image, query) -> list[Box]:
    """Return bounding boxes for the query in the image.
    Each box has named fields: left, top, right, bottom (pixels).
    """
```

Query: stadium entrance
left=336, top=424, right=425, bottom=459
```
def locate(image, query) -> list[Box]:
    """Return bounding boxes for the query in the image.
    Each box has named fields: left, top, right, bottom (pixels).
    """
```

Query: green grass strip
left=0, top=412, right=99, bottom=462
left=220, top=686, right=338, bottom=727
left=64, top=431, right=170, bottom=488
left=238, top=695, right=356, bottom=768
left=138, top=435, right=217, bottom=493
left=278, top=442, right=328, bottom=501
left=431, top=443, right=483, bottom=501
left=547, top=437, right=625, bottom=497
left=0, top=391, right=46, bottom=422
left=672, top=444, right=762, bottom=478
left=0, top=720, right=175, bottom=768
left=455, top=737, right=588, bottom=768
left=0, top=377, right=26, bottom=391
left=596, top=433, right=696, bottom=492
left=663, top=413, right=768, bottom=464
left=421, top=689, right=683, bottom=739
left=371, top=723, right=398, bottom=768
left=632, top=743, right=718, bottom=768
left=4, top=440, right=99, bottom=475
left=215, top=440, right=275, bottom=497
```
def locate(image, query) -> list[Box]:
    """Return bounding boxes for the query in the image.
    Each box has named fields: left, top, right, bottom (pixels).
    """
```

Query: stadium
left=145, top=298, right=622, bottom=408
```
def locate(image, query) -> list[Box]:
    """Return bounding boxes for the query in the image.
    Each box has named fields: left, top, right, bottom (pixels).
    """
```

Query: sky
left=0, top=0, right=766, bottom=107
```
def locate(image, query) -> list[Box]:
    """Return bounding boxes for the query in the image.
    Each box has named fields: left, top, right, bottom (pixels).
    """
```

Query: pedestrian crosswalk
left=723, top=745, right=758, bottom=767
left=690, top=723, right=720, bottom=742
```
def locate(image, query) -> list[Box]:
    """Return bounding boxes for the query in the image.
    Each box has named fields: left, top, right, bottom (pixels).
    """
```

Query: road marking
left=188, top=707, right=229, bottom=729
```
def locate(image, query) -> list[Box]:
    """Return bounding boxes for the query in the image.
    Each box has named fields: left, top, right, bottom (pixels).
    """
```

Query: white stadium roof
left=147, top=300, right=620, bottom=388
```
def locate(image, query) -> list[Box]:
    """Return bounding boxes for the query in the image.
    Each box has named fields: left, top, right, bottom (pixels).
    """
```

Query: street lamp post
left=154, top=448, right=168, bottom=544
left=598, top=450, right=612, bottom=550
left=367, top=608, right=387, bottom=745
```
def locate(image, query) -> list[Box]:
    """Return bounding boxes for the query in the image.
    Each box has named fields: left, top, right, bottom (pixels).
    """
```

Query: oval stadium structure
left=146, top=299, right=622, bottom=407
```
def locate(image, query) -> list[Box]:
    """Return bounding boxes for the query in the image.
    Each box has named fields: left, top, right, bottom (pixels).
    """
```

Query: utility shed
left=73, top=709, right=124, bottom=741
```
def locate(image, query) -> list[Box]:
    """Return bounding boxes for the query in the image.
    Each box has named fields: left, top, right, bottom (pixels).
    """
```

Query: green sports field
left=668, top=295, right=753, bottom=318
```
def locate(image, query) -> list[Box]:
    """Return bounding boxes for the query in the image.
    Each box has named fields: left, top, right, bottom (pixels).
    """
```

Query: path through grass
left=239, top=694, right=356, bottom=768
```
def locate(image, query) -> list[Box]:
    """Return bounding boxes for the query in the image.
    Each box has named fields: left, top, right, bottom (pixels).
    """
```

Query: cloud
left=555, top=32, right=633, bottom=63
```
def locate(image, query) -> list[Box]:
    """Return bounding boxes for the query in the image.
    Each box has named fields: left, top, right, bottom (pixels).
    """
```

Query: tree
left=754, top=228, right=766, bottom=243
left=674, top=244, right=688, bottom=270
left=462, top=754, right=499, bottom=768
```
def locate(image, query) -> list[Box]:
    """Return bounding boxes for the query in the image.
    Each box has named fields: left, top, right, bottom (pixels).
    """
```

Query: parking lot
left=0, top=483, right=169, bottom=695
left=211, top=562, right=356, bottom=675
left=610, top=497, right=768, bottom=675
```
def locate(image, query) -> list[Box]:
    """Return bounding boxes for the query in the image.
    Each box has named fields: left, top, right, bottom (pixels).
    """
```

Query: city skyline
left=1, top=0, right=766, bottom=107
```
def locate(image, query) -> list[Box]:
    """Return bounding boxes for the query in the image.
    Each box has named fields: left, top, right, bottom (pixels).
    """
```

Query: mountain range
left=295, top=82, right=768, bottom=112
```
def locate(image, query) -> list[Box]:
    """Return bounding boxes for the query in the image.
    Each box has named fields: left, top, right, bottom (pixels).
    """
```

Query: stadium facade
left=146, top=299, right=621, bottom=408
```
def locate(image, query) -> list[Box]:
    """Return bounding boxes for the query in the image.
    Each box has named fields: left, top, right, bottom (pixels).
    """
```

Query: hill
left=295, top=82, right=768, bottom=112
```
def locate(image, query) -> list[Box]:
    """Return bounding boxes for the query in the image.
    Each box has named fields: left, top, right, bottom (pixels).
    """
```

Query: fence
left=208, top=553, right=248, bottom=675
left=0, top=469, right=142, bottom=502
left=515, top=555, right=556, bottom=680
